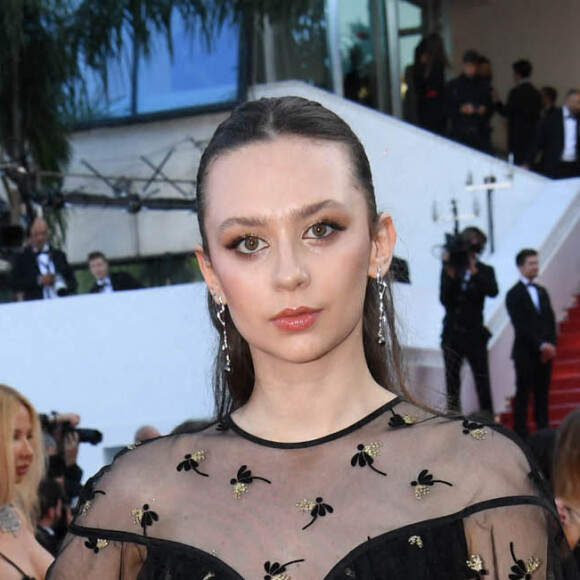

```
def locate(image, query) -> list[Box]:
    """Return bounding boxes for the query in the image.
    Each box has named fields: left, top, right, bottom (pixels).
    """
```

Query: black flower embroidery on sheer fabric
left=466, top=554, right=488, bottom=579
left=216, top=420, right=230, bottom=432
left=509, top=542, right=541, bottom=580
left=388, top=408, right=418, bottom=428
left=230, top=465, right=272, bottom=499
left=131, top=503, right=159, bottom=536
left=176, top=450, right=209, bottom=477
left=462, top=419, right=488, bottom=440
left=84, top=537, right=109, bottom=553
left=351, top=442, right=387, bottom=476
left=296, top=497, right=334, bottom=530
left=410, top=469, right=453, bottom=499
left=77, top=470, right=108, bottom=516
left=263, top=558, right=305, bottom=580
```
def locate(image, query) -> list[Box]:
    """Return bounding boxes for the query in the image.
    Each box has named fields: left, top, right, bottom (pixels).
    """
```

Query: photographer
left=11, top=217, right=77, bottom=301
left=440, top=226, right=498, bottom=415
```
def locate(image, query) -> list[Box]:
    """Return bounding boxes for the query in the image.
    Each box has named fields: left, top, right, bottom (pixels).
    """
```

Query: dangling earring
left=216, top=295, right=232, bottom=373
left=376, top=266, right=387, bottom=345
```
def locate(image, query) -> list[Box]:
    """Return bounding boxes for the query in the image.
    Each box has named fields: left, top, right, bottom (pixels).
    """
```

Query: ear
left=194, top=245, right=224, bottom=304
left=368, top=213, right=397, bottom=278
left=555, top=497, right=568, bottom=525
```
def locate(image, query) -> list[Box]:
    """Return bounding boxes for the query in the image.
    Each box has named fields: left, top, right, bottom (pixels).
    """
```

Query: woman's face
left=13, top=404, right=34, bottom=483
left=198, top=136, right=395, bottom=368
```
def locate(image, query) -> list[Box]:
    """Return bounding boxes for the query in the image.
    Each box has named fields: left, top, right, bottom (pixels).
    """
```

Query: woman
left=553, top=409, right=580, bottom=561
left=0, top=384, right=53, bottom=579
left=47, top=97, right=577, bottom=579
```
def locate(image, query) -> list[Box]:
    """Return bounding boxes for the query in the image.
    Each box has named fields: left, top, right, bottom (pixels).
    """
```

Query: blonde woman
left=0, top=385, right=53, bottom=579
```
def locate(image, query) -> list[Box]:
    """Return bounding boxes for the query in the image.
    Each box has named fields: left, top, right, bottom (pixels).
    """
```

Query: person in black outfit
left=87, top=251, right=142, bottom=293
left=11, top=218, right=77, bottom=301
left=526, top=89, right=580, bottom=178
left=414, top=33, right=448, bottom=135
left=498, top=60, right=542, bottom=165
left=440, top=227, right=498, bottom=414
left=35, top=479, right=65, bottom=556
left=540, top=86, right=558, bottom=117
left=445, top=50, right=492, bottom=152
left=506, top=249, right=557, bottom=440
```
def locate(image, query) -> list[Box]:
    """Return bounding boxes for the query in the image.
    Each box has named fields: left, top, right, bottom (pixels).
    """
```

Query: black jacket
left=89, top=271, right=143, bottom=293
left=445, top=74, right=492, bottom=150
left=11, top=246, right=77, bottom=301
left=440, top=261, right=498, bottom=344
left=506, top=280, right=556, bottom=360
left=527, top=107, right=580, bottom=177
left=500, top=81, right=542, bottom=164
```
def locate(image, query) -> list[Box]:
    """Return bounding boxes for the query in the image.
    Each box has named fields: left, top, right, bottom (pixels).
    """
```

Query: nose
left=272, top=238, right=310, bottom=291
left=20, top=437, right=34, bottom=460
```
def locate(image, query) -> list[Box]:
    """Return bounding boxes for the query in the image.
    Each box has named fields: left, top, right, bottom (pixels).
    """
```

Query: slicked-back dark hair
left=516, top=248, right=538, bottom=266
left=196, top=96, right=407, bottom=419
left=512, top=59, right=532, bottom=79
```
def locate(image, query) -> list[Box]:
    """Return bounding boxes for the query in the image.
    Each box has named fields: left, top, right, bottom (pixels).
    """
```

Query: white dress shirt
left=562, top=105, right=578, bottom=162
left=35, top=244, right=57, bottom=300
left=522, top=276, right=540, bottom=311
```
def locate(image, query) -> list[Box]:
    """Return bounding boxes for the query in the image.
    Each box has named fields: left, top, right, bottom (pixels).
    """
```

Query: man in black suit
left=445, top=50, right=493, bottom=153
left=88, top=251, right=142, bottom=293
left=499, top=59, right=542, bottom=165
left=506, top=249, right=557, bottom=440
left=35, top=478, right=65, bottom=556
left=526, top=89, right=580, bottom=178
left=11, top=218, right=77, bottom=301
left=440, top=227, right=498, bottom=415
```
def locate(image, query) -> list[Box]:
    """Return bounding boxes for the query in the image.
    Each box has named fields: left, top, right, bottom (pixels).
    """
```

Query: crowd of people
left=1, top=217, right=142, bottom=303
left=0, top=96, right=578, bottom=580
left=404, top=34, right=580, bottom=178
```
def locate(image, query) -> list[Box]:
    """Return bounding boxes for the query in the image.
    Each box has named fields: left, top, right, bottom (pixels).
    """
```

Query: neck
left=232, top=327, right=396, bottom=442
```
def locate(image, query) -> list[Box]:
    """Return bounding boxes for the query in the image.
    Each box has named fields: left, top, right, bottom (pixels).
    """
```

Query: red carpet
left=500, top=297, right=580, bottom=431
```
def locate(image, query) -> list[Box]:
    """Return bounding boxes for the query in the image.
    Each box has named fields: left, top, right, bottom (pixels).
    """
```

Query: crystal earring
left=376, top=266, right=387, bottom=345
left=216, top=295, right=232, bottom=373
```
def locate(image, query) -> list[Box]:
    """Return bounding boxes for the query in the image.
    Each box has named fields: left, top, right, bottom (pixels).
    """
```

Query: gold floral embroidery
left=526, top=557, right=541, bottom=574
left=202, top=573, right=215, bottom=580
left=467, top=554, right=485, bottom=572
left=232, top=482, right=249, bottom=499
left=363, top=442, right=382, bottom=457
left=403, top=414, right=418, bottom=425
left=408, top=535, right=423, bottom=548
left=296, top=499, right=316, bottom=512
left=126, top=441, right=141, bottom=451
left=131, top=507, right=145, bottom=526
left=411, top=469, right=453, bottom=500
left=469, top=428, right=488, bottom=440
left=96, top=539, right=109, bottom=550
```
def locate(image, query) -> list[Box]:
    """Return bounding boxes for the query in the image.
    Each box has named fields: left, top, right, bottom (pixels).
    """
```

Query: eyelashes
left=226, top=220, right=346, bottom=255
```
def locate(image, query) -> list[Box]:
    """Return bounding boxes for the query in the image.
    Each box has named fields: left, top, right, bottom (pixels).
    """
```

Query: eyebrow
left=217, top=200, right=347, bottom=232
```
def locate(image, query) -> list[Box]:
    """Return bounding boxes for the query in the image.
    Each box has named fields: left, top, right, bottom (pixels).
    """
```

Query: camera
left=54, top=273, right=68, bottom=297
left=61, top=421, right=103, bottom=445
left=442, top=227, right=486, bottom=273
left=41, top=414, right=103, bottom=446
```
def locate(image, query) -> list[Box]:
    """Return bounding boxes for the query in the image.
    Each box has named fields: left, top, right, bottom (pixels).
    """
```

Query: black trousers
left=443, top=339, right=493, bottom=415
left=513, top=354, right=552, bottom=440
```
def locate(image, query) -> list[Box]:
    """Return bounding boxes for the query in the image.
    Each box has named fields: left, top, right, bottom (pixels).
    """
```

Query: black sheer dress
left=47, top=398, right=579, bottom=580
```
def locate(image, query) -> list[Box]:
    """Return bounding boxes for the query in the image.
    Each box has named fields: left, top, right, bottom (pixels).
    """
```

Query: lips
left=271, top=307, right=321, bottom=331
left=16, top=464, right=30, bottom=476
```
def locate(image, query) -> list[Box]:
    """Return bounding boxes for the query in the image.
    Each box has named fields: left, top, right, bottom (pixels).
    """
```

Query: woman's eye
left=305, top=223, right=335, bottom=239
left=236, top=236, right=266, bottom=254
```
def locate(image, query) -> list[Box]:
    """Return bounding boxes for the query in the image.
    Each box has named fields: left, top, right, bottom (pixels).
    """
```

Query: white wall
left=0, top=284, right=215, bottom=477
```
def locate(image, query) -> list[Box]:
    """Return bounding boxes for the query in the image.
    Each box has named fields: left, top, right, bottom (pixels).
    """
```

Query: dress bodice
left=46, top=398, right=578, bottom=580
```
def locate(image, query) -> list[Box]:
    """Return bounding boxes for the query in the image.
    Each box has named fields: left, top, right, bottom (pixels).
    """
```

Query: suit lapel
left=517, top=281, right=540, bottom=316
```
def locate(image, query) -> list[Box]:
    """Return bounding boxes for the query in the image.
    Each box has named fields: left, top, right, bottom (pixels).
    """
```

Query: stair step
left=553, top=360, right=580, bottom=375
left=560, top=320, right=580, bottom=333
left=551, top=376, right=580, bottom=390
left=556, top=347, right=580, bottom=360
left=549, top=388, right=580, bottom=403
left=565, top=308, right=580, bottom=321
left=499, top=414, right=563, bottom=431
left=557, top=332, right=580, bottom=348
